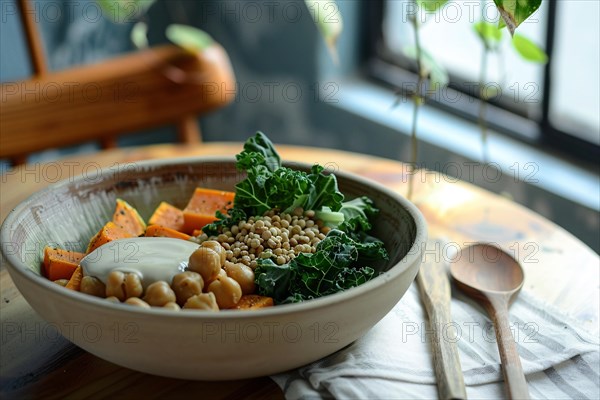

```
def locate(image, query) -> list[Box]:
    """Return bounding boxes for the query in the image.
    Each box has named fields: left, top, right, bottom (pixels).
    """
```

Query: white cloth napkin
left=271, top=283, right=600, bottom=399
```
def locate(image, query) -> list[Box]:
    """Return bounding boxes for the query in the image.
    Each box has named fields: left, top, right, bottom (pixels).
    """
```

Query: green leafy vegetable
left=327, top=229, right=389, bottom=267
left=313, top=197, right=387, bottom=264
left=255, top=229, right=384, bottom=303
left=201, top=208, right=247, bottom=237
left=339, top=196, right=379, bottom=223
left=238, top=131, right=281, bottom=172
left=316, top=196, right=378, bottom=232
left=230, top=132, right=344, bottom=217
left=315, top=206, right=345, bottom=228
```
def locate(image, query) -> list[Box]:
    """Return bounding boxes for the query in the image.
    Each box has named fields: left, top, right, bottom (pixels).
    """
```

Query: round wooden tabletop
left=1, top=143, right=598, bottom=398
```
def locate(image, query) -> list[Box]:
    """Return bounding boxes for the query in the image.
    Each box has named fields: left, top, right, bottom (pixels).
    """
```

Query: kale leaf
left=317, top=196, right=380, bottom=237
left=255, top=229, right=381, bottom=304
left=339, top=196, right=379, bottom=224
left=232, top=132, right=344, bottom=217
left=238, top=131, right=281, bottom=171
left=201, top=208, right=247, bottom=237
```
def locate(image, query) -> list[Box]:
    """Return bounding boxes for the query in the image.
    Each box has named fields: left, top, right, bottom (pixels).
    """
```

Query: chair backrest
left=0, top=0, right=236, bottom=165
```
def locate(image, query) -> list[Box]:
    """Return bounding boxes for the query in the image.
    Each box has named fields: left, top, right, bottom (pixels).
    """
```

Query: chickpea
left=204, top=268, right=226, bottom=289
left=163, top=302, right=181, bottom=311
left=125, top=297, right=151, bottom=308
left=201, top=240, right=226, bottom=266
left=171, top=271, right=204, bottom=306
left=143, top=281, right=176, bottom=307
left=105, top=270, right=143, bottom=301
left=105, top=296, right=120, bottom=303
left=223, top=261, right=255, bottom=295
left=207, top=273, right=242, bottom=309
left=106, top=271, right=126, bottom=301
left=216, top=267, right=228, bottom=280
left=124, top=273, right=143, bottom=298
left=183, top=293, right=219, bottom=311
left=80, top=276, right=106, bottom=297
left=188, top=247, right=221, bottom=283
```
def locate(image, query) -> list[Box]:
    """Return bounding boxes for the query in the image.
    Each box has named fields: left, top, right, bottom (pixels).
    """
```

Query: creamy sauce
left=80, top=237, right=199, bottom=288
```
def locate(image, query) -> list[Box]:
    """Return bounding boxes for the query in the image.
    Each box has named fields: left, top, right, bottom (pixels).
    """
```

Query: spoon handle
left=488, top=297, right=530, bottom=400
left=417, top=252, right=467, bottom=400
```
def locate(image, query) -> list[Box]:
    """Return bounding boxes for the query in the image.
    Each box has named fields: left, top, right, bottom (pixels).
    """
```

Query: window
left=368, top=0, right=599, bottom=163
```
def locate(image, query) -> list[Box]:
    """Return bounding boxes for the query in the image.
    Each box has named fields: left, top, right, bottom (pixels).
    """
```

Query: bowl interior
left=2, top=158, right=419, bottom=282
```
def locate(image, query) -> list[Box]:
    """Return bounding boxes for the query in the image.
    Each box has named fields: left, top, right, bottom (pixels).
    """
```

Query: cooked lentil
left=197, top=209, right=327, bottom=268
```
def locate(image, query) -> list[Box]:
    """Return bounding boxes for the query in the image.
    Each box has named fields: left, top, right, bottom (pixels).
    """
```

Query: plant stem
left=407, top=11, right=424, bottom=200
left=479, top=45, right=489, bottom=162
left=478, top=0, right=492, bottom=163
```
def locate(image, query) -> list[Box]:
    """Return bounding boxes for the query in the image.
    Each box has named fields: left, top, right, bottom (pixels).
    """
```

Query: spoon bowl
left=451, top=243, right=524, bottom=296
left=450, top=243, right=529, bottom=400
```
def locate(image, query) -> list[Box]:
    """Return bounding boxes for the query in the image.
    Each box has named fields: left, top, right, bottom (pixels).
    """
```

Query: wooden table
left=1, top=143, right=598, bottom=399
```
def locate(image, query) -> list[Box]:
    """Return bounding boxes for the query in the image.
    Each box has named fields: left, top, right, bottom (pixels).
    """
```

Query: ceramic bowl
left=0, top=158, right=427, bottom=380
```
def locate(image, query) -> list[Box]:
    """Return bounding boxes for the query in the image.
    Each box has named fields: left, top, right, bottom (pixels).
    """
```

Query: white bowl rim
left=1, top=156, right=428, bottom=320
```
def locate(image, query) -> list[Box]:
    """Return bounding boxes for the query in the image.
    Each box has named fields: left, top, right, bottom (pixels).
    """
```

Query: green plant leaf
left=130, top=21, right=148, bottom=49
left=403, top=46, right=449, bottom=87
left=305, top=0, right=343, bottom=64
left=416, top=0, right=448, bottom=12
left=474, top=21, right=503, bottom=49
left=97, top=0, right=155, bottom=23
left=165, top=24, right=214, bottom=52
left=512, top=34, right=548, bottom=63
left=493, top=0, right=542, bottom=36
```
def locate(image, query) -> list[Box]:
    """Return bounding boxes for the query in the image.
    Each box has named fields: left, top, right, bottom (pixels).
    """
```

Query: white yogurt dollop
left=80, top=237, right=200, bottom=288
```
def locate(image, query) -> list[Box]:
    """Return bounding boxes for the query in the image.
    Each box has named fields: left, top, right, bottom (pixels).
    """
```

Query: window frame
left=362, top=0, right=600, bottom=166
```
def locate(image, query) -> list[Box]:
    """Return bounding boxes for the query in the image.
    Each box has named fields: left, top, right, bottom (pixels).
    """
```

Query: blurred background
left=1, top=0, right=598, bottom=251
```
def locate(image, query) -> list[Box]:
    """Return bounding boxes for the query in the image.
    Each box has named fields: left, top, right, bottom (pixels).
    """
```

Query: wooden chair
left=0, top=0, right=236, bottom=166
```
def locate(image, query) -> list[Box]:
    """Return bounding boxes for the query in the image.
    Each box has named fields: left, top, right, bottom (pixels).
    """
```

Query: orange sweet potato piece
left=231, top=295, right=274, bottom=310
left=43, top=247, right=85, bottom=281
left=191, top=229, right=203, bottom=237
left=65, top=266, right=83, bottom=291
left=87, top=221, right=133, bottom=253
left=145, top=225, right=191, bottom=241
left=182, top=188, right=235, bottom=234
left=112, top=198, right=146, bottom=236
left=148, top=202, right=185, bottom=231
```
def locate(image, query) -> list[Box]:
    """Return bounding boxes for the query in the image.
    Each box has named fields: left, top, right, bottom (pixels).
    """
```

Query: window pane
left=383, top=0, right=547, bottom=118
left=549, top=0, right=600, bottom=144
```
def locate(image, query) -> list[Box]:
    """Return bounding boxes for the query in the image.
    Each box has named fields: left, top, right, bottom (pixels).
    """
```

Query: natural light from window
left=383, top=0, right=599, bottom=145
left=550, top=0, right=600, bottom=144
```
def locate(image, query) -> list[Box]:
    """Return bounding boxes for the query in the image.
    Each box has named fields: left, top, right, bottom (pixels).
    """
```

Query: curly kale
left=255, top=229, right=387, bottom=304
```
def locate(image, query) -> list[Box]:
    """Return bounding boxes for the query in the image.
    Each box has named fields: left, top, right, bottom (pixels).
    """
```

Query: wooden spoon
left=450, top=243, right=529, bottom=400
